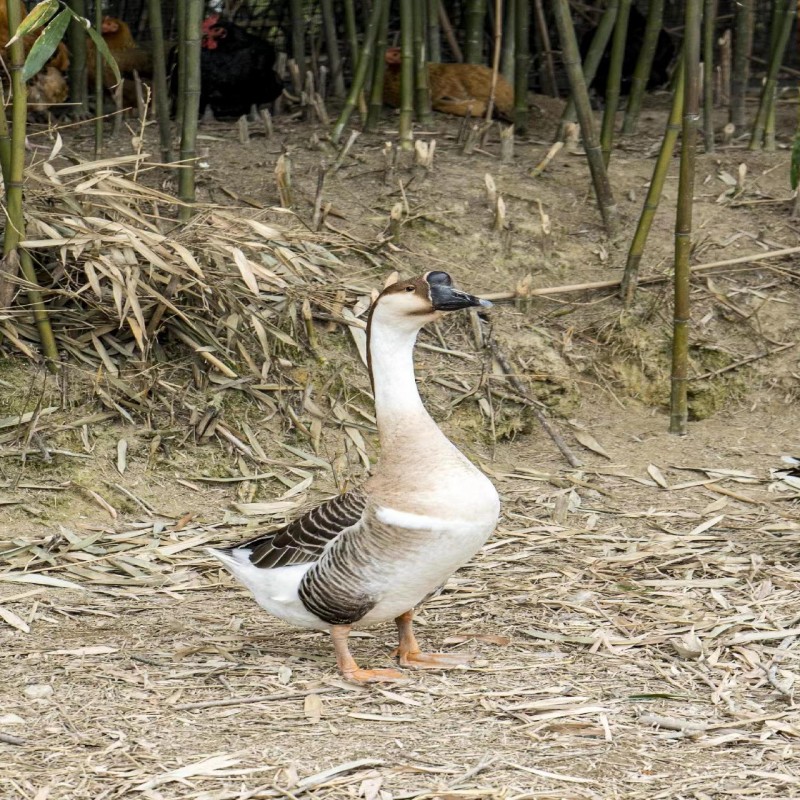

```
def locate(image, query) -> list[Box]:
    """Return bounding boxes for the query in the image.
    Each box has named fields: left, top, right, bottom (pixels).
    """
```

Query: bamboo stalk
left=718, top=28, right=731, bottom=108
left=94, top=0, right=103, bottom=157
left=513, top=0, right=529, bottom=132
left=175, top=0, right=187, bottom=127
left=342, top=0, right=366, bottom=114
left=438, top=1, right=463, bottom=62
left=413, top=0, right=432, bottom=123
left=3, top=0, right=58, bottom=368
left=763, top=90, right=777, bottom=152
left=552, top=0, right=617, bottom=235
left=702, top=0, right=716, bottom=152
left=366, top=0, right=389, bottom=132
left=621, top=60, right=685, bottom=306
left=311, top=161, right=327, bottom=231
left=749, top=0, right=795, bottom=151
left=331, top=0, right=385, bottom=144
left=462, top=122, right=480, bottom=154
left=111, top=83, right=123, bottom=137
left=530, top=139, right=563, bottom=177
left=762, top=0, right=783, bottom=153
left=622, top=0, right=663, bottom=135
left=288, top=59, right=302, bottom=96
left=275, top=152, right=293, bottom=207
left=237, top=115, right=250, bottom=144
left=290, top=0, right=306, bottom=79
left=427, top=0, right=441, bottom=63
left=147, top=0, right=173, bottom=163
left=561, top=0, right=617, bottom=129
left=483, top=0, right=502, bottom=125
left=501, top=0, right=515, bottom=82
left=321, top=0, right=345, bottom=98
left=600, top=0, right=631, bottom=166
left=0, top=82, right=10, bottom=185
left=532, top=0, right=557, bottom=97
left=332, top=130, right=360, bottom=172
left=464, top=0, right=486, bottom=64
left=178, top=0, right=203, bottom=220
left=730, top=0, right=752, bottom=129
left=302, top=69, right=314, bottom=123
left=320, top=55, right=329, bottom=100
left=399, top=0, right=414, bottom=149
left=343, top=0, right=359, bottom=72
left=66, top=0, right=88, bottom=116
left=671, top=0, right=701, bottom=436
left=721, top=121, right=734, bottom=145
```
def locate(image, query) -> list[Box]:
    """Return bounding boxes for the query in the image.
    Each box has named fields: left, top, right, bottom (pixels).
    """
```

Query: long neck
left=368, top=316, right=437, bottom=447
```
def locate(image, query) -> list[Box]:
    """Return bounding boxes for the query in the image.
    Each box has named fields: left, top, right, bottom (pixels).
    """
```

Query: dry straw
left=3, top=147, right=366, bottom=415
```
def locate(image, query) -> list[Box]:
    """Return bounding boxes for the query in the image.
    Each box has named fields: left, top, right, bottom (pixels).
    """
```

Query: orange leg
left=331, top=624, right=405, bottom=684
left=393, top=610, right=472, bottom=669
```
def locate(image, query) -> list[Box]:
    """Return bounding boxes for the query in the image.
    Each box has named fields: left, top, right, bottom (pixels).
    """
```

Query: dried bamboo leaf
left=164, top=240, right=205, bottom=278
left=0, top=572, right=86, bottom=590
left=343, top=308, right=368, bottom=367
left=573, top=430, right=612, bottom=459
left=0, top=605, right=30, bottom=633
left=232, top=247, right=260, bottom=295
left=304, top=693, right=323, bottom=723
left=134, top=753, right=244, bottom=791
left=241, top=217, right=282, bottom=240
left=647, top=464, right=670, bottom=488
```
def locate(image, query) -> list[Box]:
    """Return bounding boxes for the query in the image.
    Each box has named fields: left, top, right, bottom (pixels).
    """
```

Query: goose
left=208, top=271, right=500, bottom=683
left=779, top=456, right=800, bottom=476
left=773, top=456, right=800, bottom=490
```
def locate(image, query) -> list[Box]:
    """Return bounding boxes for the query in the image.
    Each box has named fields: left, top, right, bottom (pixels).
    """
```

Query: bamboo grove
left=0, top=0, right=797, bottom=432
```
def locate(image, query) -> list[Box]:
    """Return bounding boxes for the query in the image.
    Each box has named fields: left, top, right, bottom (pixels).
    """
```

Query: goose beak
left=430, top=284, right=493, bottom=311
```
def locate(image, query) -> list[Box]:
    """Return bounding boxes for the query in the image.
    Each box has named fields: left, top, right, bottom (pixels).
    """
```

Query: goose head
left=369, top=271, right=491, bottom=334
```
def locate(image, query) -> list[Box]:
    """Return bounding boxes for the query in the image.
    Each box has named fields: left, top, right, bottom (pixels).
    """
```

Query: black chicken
left=580, top=4, right=675, bottom=98
left=179, top=15, right=283, bottom=118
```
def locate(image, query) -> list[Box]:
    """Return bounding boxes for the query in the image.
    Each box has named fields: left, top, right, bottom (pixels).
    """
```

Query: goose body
left=209, top=271, right=499, bottom=681
left=772, top=456, right=800, bottom=489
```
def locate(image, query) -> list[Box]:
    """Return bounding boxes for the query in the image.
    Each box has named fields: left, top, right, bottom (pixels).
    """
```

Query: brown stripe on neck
left=366, top=300, right=376, bottom=392
left=365, top=276, right=429, bottom=391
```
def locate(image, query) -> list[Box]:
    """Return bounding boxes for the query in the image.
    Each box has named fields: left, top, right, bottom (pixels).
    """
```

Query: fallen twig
left=482, top=245, right=800, bottom=302
left=172, top=687, right=335, bottom=711
left=488, top=336, right=582, bottom=468
left=693, top=342, right=796, bottom=380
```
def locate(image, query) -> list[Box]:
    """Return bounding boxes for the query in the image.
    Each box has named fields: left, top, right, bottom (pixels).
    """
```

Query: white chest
left=356, top=497, right=498, bottom=626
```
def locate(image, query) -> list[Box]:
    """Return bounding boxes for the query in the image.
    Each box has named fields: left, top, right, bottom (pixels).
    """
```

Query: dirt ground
left=2, top=91, right=800, bottom=799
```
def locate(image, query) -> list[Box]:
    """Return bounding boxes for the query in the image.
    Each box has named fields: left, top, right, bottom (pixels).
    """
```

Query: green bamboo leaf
left=22, top=8, right=70, bottom=81
left=84, top=22, right=122, bottom=85
left=8, top=0, right=58, bottom=41
left=791, top=134, right=800, bottom=190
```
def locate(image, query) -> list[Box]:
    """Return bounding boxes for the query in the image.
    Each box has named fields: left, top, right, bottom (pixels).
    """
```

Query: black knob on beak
left=427, top=272, right=492, bottom=311
left=427, top=271, right=453, bottom=287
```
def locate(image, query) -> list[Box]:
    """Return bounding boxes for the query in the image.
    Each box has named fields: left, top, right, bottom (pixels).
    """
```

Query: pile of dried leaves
left=2, top=146, right=374, bottom=421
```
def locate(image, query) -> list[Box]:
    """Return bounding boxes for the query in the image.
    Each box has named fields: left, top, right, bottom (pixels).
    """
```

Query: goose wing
left=239, top=489, right=368, bottom=569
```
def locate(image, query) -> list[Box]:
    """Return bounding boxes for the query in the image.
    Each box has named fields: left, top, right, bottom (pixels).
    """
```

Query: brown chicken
left=0, top=0, right=70, bottom=112
left=87, top=16, right=153, bottom=108
left=383, top=48, right=514, bottom=120
left=28, top=65, right=68, bottom=110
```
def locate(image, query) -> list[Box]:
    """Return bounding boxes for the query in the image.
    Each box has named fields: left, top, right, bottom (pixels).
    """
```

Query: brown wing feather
left=235, top=490, right=368, bottom=569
